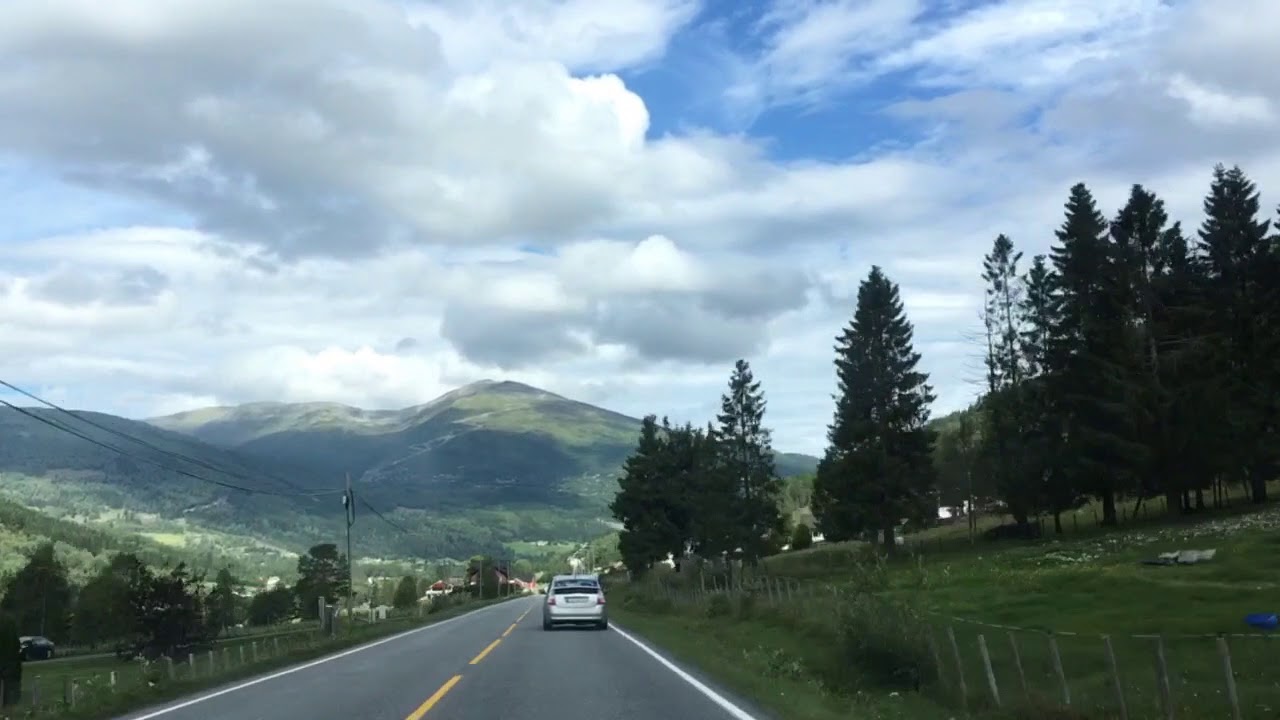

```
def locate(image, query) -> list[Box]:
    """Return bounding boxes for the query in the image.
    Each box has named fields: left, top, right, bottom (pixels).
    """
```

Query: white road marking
left=610, top=623, right=765, bottom=720
left=122, top=599, right=530, bottom=719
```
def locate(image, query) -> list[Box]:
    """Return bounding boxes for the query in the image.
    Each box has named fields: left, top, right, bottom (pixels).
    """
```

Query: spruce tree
left=1047, top=183, right=1142, bottom=525
left=611, top=415, right=684, bottom=575
left=1110, top=185, right=1190, bottom=513
left=980, top=234, right=1037, bottom=528
left=812, top=266, right=936, bottom=553
left=1018, top=254, right=1077, bottom=532
left=1195, top=165, right=1276, bottom=503
left=712, top=359, right=783, bottom=566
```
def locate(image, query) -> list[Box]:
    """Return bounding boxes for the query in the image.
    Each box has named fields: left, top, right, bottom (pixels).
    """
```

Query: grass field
left=5, top=596, right=510, bottom=719
left=612, top=484, right=1280, bottom=720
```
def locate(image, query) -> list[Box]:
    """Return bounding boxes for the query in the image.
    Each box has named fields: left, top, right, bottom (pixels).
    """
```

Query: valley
left=0, top=379, right=819, bottom=578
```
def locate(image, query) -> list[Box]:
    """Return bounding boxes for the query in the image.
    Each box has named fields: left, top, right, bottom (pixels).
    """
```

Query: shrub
left=705, top=594, right=732, bottom=618
left=0, top=613, right=21, bottom=707
left=815, top=593, right=934, bottom=694
left=791, top=523, right=814, bottom=551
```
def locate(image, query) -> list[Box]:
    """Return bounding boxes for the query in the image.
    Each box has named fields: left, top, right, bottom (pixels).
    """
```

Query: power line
left=0, top=378, right=342, bottom=498
left=0, top=398, right=289, bottom=496
left=2, top=379, right=432, bottom=560
left=356, top=495, right=412, bottom=535
left=0, top=392, right=333, bottom=499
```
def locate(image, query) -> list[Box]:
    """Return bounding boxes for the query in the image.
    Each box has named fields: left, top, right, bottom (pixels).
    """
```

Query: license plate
left=566, top=597, right=587, bottom=604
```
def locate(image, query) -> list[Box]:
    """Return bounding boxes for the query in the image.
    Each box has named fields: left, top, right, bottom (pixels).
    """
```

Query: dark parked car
left=19, top=636, right=56, bottom=660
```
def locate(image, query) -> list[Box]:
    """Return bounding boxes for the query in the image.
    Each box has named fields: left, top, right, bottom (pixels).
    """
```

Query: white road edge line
left=611, top=623, right=765, bottom=720
left=124, top=599, right=526, bottom=720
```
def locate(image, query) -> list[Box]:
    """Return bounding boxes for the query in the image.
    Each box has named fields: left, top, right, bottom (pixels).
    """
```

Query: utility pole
left=343, top=473, right=355, bottom=633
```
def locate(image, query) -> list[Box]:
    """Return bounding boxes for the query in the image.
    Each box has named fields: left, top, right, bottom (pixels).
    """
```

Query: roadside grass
left=613, top=606, right=951, bottom=720
left=2, top=595, right=516, bottom=720
left=613, top=492, right=1280, bottom=720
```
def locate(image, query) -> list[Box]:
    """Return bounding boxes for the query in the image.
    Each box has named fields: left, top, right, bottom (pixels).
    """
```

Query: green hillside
left=0, top=495, right=291, bottom=584
left=1, top=380, right=819, bottom=564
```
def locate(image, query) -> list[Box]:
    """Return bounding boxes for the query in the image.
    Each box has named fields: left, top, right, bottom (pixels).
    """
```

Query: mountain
left=2, top=380, right=820, bottom=562
left=775, top=452, right=819, bottom=478
left=148, top=381, right=641, bottom=508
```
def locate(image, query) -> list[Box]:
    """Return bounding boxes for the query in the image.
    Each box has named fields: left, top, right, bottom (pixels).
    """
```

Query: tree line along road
left=113, top=596, right=772, bottom=720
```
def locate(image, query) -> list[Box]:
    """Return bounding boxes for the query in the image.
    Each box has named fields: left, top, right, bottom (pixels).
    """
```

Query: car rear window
left=552, top=583, right=599, bottom=595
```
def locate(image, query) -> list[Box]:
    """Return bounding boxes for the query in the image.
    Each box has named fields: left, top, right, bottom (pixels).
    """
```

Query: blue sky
left=1, top=0, right=1278, bottom=455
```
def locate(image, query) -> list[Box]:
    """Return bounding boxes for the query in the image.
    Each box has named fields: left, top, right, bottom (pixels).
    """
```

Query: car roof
left=551, top=574, right=599, bottom=584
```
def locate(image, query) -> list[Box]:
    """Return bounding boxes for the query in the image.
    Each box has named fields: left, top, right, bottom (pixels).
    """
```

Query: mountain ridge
left=0, top=380, right=819, bottom=564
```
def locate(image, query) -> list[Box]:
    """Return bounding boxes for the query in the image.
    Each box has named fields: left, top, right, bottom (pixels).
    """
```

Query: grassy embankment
left=2, top=594, right=515, bottom=720
left=611, top=481, right=1280, bottom=720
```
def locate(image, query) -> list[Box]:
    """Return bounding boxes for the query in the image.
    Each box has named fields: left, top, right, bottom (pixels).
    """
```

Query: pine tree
left=0, top=543, right=72, bottom=642
left=1196, top=165, right=1276, bottom=503
left=1018, top=254, right=1077, bottom=532
left=980, top=234, right=1037, bottom=528
left=1047, top=183, right=1142, bottom=525
left=610, top=416, right=702, bottom=575
left=392, top=576, right=419, bottom=610
left=713, top=359, right=783, bottom=566
left=205, top=568, right=239, bottom=634
left=813, top=266, right=937, bottom=553
left=1110, top=185, right=1194, bottom=514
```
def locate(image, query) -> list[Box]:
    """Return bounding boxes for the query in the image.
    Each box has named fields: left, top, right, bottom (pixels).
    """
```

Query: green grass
left=613, top=493, right=1280, bottom=720
left=613, top=605, right=951, bottom=720
left=10, top=596, right=514, bottom=719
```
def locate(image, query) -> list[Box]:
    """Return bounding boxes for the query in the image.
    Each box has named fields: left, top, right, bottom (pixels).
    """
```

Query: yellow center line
left=405, top=674, right=462, bottom=720
left=502, top=623, right=517, bottom=637
left=469, top=637, right=502, bottom=665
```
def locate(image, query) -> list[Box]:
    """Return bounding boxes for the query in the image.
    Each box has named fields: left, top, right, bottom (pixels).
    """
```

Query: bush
left=815, top=593, right=933, bottom=694
left=0, top=613, right=21, bottom=707
left=705, top=594, right=732, bottom=618
left=790, top=523, right=814, bottom=551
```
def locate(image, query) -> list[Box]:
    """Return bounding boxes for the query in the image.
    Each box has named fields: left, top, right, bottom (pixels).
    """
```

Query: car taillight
left=547, top=595, right=556, bottom=605
left=597, top=594, right=606, bottom=605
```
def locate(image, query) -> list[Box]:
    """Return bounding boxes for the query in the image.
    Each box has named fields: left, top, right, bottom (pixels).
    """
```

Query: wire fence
left=643, top=574, right=1279, bottom=719
left=0, top=599, right=478, bottom=718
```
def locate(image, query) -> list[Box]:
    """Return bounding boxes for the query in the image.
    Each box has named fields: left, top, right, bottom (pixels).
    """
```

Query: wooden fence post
left=110, top=669, right=117, bottom=691
left=1048, top=633, right=1070, bottom=706
left=926, top=629, right=948, bottom=690
left=1007, top=631, right=1028, bottom=698
left=978, top=634, right=1001, bottom=707
left=1215, top=635, right=1241, bottom=720
left=1153, top=635, right=1173, bottom=720
left=946, top=626, right=969, bottom=709
left=166, top=657, right=175, bottom=681
left=1103, top=635, right=1127, bottom=720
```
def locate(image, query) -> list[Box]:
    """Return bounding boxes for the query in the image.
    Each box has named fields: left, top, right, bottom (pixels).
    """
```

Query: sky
left=1, top=0, right=1278, bottom=456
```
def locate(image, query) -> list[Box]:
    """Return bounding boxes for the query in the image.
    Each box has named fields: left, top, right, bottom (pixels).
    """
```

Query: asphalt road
left=114, top=597, right=772, bottom=720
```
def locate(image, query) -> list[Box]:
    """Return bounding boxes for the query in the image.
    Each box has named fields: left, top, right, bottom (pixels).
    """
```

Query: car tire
left=597, top=620, right=608, bottom=631
left=542, top=620, right=552, bottom=631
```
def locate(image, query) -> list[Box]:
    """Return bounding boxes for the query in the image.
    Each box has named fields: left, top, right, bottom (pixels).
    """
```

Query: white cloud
left=1, top=0, right=1279, bottom=457
left=404, top=0, right=700, bottom=73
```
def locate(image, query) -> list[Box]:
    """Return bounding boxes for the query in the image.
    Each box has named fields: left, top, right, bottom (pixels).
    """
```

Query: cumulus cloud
left=1, top=0, right=1279, bottom=455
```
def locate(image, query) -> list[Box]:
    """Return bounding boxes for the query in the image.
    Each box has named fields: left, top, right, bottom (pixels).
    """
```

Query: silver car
left=542, top=575, right=608, bottom=630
